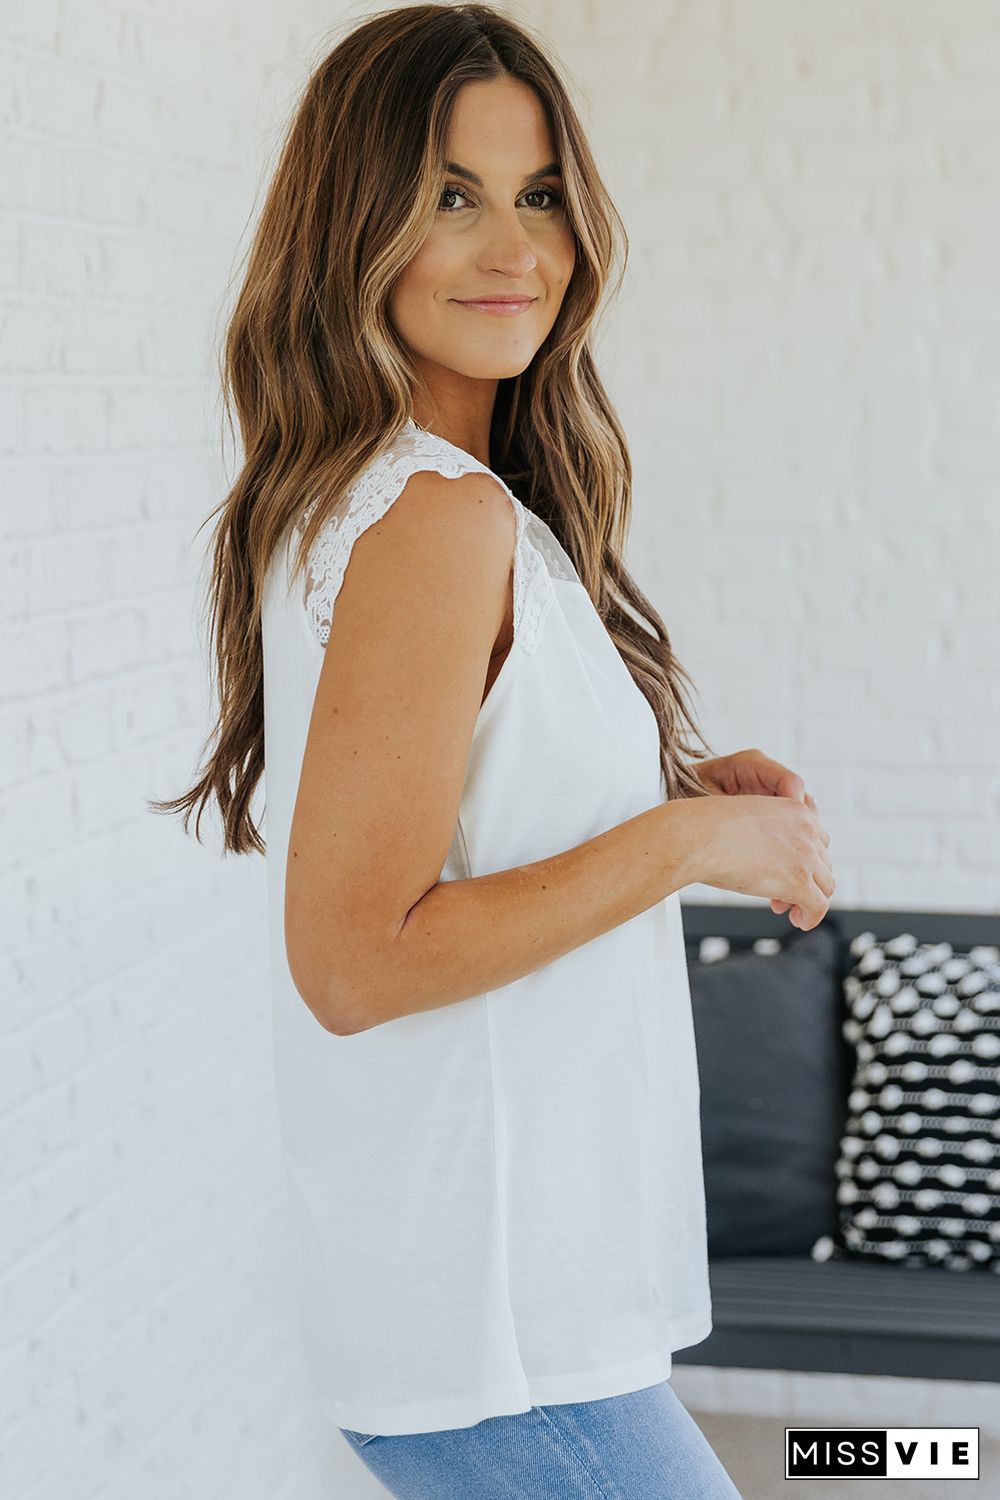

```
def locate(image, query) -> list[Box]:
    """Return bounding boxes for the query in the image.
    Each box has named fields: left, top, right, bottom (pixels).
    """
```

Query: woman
left=151, top=5, right=834, bottom=1495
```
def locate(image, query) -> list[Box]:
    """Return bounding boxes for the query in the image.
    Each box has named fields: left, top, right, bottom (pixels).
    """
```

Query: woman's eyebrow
left=443, top=160, right=562, bottom=187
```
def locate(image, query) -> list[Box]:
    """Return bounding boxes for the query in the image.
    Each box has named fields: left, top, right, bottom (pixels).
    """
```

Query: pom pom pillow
left=812, top=931, right=1000, bottom=1273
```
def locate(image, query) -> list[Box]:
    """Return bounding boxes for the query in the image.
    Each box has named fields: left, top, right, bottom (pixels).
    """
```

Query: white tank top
left=260, top=420, right=712, bottom=1438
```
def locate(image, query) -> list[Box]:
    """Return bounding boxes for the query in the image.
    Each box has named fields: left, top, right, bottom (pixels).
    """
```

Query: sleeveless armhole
left=295, top=426, right=555, bottom=658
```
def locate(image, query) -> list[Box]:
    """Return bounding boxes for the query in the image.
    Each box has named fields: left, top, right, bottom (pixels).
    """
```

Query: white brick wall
left=516, top=0, right=1000, bottom=912
left=1, top=4, right=360, bottom=1497
left=4, top=2, right=998, bottom=1496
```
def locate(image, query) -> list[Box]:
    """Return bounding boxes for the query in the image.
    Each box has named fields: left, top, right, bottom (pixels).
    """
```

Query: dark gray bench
left=672, top=904, right=1000, bottom=1385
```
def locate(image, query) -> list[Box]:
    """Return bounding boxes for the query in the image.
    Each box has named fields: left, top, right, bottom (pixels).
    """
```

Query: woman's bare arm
left=351, top=797, right=707, bottom=1032
left=284, top=466, right=709, bottom=1036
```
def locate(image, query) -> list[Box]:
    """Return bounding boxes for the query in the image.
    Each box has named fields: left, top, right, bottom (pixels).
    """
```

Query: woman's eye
left=438, top=184, right=472, bottom=213
left=521, top=186, right=563, bottom=212
left=437, top=183, right=564, bottom=214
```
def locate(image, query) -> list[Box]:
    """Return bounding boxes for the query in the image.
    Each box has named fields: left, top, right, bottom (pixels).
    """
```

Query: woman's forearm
left=332, top=796, right=711, bottom=1034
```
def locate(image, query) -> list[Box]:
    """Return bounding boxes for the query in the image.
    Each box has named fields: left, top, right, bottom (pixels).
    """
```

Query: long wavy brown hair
left=148, top=0, right=717, bottom=857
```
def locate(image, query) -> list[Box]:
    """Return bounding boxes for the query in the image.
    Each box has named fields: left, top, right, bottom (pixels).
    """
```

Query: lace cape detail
left=296, top=423, right=574, bottom=653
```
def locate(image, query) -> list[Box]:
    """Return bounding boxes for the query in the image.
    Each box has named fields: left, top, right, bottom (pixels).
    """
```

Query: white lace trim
left=297, top=422, right=566, bottom=655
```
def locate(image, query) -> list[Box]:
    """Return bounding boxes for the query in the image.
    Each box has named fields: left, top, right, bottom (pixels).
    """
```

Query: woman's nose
left=478, top=214, right=538, bottom=276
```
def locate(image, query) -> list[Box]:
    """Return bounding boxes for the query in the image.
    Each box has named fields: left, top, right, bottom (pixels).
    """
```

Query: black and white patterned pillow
left=811, top=931, right=1000, bottom=1272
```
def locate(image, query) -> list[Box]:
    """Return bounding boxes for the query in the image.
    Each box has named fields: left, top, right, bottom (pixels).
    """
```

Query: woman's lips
left=452, top=298, right=537, bottom=317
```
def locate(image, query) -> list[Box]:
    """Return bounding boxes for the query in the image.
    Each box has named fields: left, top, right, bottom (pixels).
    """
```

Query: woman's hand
left=694, top=748, right=822, bottom=917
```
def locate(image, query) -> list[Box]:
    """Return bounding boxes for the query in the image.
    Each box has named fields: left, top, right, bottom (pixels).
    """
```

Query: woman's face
left=389, top=76, right=577, bottom=389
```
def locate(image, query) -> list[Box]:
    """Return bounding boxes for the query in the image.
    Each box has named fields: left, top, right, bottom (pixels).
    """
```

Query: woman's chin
left=449, top=352, right=541, bottom=380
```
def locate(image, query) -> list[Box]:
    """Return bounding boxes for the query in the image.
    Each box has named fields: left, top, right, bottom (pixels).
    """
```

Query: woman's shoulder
left=300, top=420, right=503, bottom=535
left=372, top=423, right=523, bottom=521
left=292, top=422, right=526, bottom=650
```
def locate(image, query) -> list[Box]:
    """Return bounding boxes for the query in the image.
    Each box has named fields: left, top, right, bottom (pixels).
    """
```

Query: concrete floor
left=690, top=1409, right=999, bottom=1499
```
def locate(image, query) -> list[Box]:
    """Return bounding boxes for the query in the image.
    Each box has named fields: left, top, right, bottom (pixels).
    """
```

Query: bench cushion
left=672, top=1255, right=1000, bottom=1381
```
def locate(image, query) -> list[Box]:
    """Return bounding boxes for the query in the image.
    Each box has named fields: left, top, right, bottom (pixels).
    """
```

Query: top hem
left=316, top=1305, right=713, bottom=1438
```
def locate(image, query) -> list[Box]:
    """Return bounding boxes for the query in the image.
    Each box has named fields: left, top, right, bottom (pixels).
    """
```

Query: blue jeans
left=338, top=1379, right=744, bottom=1497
